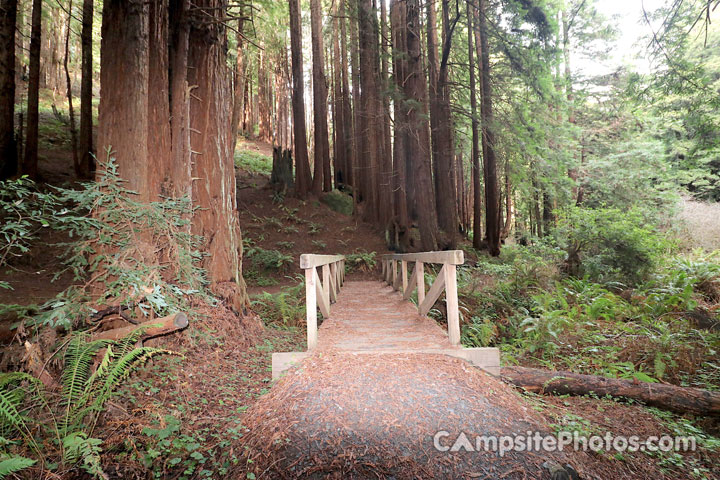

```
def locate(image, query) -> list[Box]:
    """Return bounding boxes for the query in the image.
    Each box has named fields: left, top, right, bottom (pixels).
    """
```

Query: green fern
left=62, top=432, right=104, bottom=478
left=61, top=330, right=175, bottom=435
left=0, top=373, right=40, bottom=442
left=0, top=455, right=36, bottom=479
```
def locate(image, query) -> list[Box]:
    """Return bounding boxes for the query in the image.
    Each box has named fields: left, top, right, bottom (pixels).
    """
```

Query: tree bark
left=356, top=0, right=380, bottom=222
left=331, top=8, right=346, bottom=187
left=468, top=0, right=482, bottom=249
left=310, top=0, right=331, bottom=194
left=477, top=0, right=500, bottom=256
left=288, top=0, right=312, bottom=198
left=501, top=366, right=720, bottom=417
left=98, top=0, right=150, bottom=200
left=433, top=0, right=459, bottom=246
left=339, top=0, right=355, bottom=188
left=148, top=0, right=172, bottom=199
left=168, top=0, right=191, bottom=200
left=78, top=0, right=95, bottom=179
left=22, top=0, right=42, bottom=179
left=0, top=0, right=17, bottom=179
left=389, top=0, right=410, bottom=251
left=188, top=0, right=249, bottom=313
left=404, top=0, right=438, bottom=251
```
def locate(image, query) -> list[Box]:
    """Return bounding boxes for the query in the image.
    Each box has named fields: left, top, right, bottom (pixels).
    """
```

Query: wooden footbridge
left=272, top=251, right=500, bottom=379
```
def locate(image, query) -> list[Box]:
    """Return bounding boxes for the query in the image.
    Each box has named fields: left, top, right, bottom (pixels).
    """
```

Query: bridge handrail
left=380, top=250, right=464, bottom=346
left=300, top=254, right=346, bottom=350
left=380, top=250, right=464, bottom=265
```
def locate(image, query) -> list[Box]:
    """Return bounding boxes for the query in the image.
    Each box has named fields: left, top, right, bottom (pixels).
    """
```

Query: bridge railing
left=300, top=254, right=346, bottom=350
left=380, top=250, right=464, bottom=346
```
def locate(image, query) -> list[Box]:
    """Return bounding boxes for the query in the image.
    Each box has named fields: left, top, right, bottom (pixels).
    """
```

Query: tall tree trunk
left=477, top=0, right=500, bottom=256
left=78, top=0, right=95, bottom=179
left=468, top=0, right=482, bottom=249
left=356, top=0, right=380, bottom=221
left=63, top=0, right=79, bottom=176
left=0, top=0, right=17, bottom=179
left=288, top=0, right=312, bottom=198
left=331, top=8, right=346, bottom=186
left=188, top=0, right=248, bottom=312
left=378, top=0, right=393, bottom=229
left=349, top=0, right=362, bottom=202
left=148, top=0, right=172, bottom=199
left=405, top=0, right=438, bottom=251
left=390, top=0, right=410, bottom=251
left=22, top=0, right=41, bottom=179
left=168, top=0, right=191, bottom=201
left=432, top=0, right=459, bottom=246
left=339, top=0, right=355, bottom=188
left=310, top=0, right=331, bottom=193
left=231, top=7, right=247, bottom=154
left=98, top=0, right=150, bottom=199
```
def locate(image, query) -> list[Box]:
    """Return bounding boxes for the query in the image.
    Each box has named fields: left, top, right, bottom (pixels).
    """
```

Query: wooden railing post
left=444, top=263, right=460, bottom=346
left=392, top=260, right=398, bottom=290
left=305, top=267, right=317, bottom=350
left=416, top=261, right=425, bottom=307
left=401, top=261, right=408, bottom=293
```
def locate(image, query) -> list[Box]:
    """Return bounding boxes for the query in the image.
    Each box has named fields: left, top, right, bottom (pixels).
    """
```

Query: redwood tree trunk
left=433, top=0, right=459, bottom=246
left=288, top=0, right=312, bottom=197
left=468, top=0, right=482, bottom=249
left=148, top=0, right=171, bottom=199
left=404, top=0, right=438, bottom=251
left=0, top=0, right=17, bottom=179
left=188, top=0, right=249, bottom=312
left=168, top=0, right=191, bottom=200
left=98, top=0, right=150, bottom=199
left=356, top=0, right=380, bottom=222
left=339, top=0, right=355, bottom=188
left=78, top=0, right=95, bottom=179
left=310, top=0, right=331, bottom=193
left=477, top=0, right=500, bottom=256
left=390, top=0, right=410, bottom=251
left=22, top=0, right=42, bottom=179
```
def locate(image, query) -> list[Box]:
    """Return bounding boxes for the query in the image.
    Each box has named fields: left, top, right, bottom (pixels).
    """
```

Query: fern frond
left=61, top=334, right=111, bottom=432
left=62, top=432, right=105, bottom=479
left=0, top=455, right=36, bottom=479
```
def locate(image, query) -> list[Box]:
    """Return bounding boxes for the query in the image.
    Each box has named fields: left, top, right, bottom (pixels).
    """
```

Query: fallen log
left=92, top=313, right=188, bottom=342
left=500, top=366, right=720, bottom=417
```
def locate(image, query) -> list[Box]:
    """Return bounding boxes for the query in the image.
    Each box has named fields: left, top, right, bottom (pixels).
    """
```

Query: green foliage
left=0, top=177, right=60, bottom=289
left=0, top=330, right=176, bottom=479
left=344, top=251, right=377, bottom=273
left=251, top=279, right=305, bottom=327
left=320, top=190, right=353, bottom=216
left=555, top=206, right=670, bottom=285
left=245, top=246, right=294, bottom=272
left=234, top=149, right=272, bottom=175
left=0, top=455, right=36, bottom=479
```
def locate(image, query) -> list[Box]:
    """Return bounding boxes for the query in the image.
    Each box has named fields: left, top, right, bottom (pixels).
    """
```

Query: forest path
left=241, top=280, right=592, bottom=479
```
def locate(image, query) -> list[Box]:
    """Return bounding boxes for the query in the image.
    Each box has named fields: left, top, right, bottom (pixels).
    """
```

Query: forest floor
left=1, top=98, right=719, bottom=479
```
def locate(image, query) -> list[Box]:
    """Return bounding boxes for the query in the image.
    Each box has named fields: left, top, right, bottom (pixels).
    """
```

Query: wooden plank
left=328, top=263, right=337, bottom=303
left=300, top=254, right=345, bottom=269
left=418, top=265, right=446, bottom=316
left=401, top=261, right=408, bottom=293
left=393, top=261, right=401, bottom=291
left=322, top=264, right=331, bottom=308
left=403, top=264, right=418, bottom=300
left=380, top=250, right=464, bottom=266
left=444, top=264, right=460, bottom=346
left=305, top=267, right=318, bottom=350
left=416, top=261, right=425, bottom=305
left=315, top=268, right=331, bottom=319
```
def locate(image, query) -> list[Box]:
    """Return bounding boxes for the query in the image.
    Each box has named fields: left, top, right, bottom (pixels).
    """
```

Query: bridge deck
left=272, top=278, right=499, bottom=378
left=316, top=280, right=459, bottom=352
